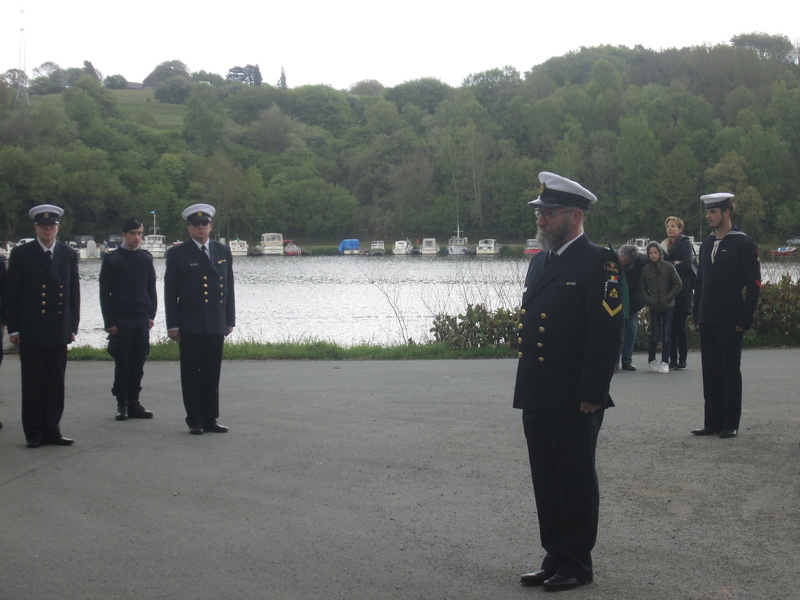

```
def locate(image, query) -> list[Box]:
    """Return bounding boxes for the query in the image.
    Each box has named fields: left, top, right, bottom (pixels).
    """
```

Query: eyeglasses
left=190, top=219, right=211, bottom=227
left=534, top=208, right=575, bottom=221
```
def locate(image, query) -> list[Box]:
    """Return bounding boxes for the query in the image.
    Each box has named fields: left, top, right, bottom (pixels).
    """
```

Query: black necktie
left=202, top=245, right=209, bottom=261
left=546, top=251, right=556, bottom=268
left=45, top=249, right=52, bottom=260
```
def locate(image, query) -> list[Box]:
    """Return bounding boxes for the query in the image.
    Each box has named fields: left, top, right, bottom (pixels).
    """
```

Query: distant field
left=31, top=89, right=186, bottom=132
left=111, top=89, right=185, bottom=131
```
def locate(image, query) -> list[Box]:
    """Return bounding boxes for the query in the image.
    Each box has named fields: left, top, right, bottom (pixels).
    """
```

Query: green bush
left=430, top=303, right=520, bottom=350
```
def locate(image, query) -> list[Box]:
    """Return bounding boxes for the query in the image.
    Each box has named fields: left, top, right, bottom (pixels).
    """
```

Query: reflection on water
left=75, top=255, right=530, bottom=349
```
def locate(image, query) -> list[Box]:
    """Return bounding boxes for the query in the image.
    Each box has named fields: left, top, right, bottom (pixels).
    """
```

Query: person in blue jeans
left=641, top=242, right=681, bottom=374
left=617, top=244, right=647, bottom=371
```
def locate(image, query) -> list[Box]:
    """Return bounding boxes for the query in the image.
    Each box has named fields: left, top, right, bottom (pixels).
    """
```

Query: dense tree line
left=1, top=34, right=799, bottom=248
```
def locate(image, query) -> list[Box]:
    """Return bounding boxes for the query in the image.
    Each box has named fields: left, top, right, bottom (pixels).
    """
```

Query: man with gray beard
left=514, top=172, right=623, bottom=592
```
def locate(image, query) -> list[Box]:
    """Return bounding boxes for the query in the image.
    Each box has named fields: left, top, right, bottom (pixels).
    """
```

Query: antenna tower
left=14, top=8, right=31, bottom=108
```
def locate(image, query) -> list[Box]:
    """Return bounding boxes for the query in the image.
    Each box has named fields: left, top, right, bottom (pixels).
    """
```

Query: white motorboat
left=257, top=233, right=284, bottom=255
left=446, top=226, right=471, bottom=255
left=420, top=238, right=438, bottom=255
left=140, top=234, right=166, bottom=258
left=392, top=239, right=414, bottom=255
left=369, top=240, right=385, bottom=255
left=71, top=235, right=101, bottom=259
left=228, top=238, right=249, bottom=257
left=476, top=238, right=499, bottom=255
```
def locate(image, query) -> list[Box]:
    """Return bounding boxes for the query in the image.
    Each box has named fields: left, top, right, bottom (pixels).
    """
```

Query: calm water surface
left=75, top=255, right=531, bottom=349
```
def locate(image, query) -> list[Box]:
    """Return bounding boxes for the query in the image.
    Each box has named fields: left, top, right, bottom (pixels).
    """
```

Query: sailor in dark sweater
left=99, top=217, right=158, bottom=421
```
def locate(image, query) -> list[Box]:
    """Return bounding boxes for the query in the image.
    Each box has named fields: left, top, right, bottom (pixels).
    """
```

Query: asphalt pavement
left=1, top=349, right=798, bottom=600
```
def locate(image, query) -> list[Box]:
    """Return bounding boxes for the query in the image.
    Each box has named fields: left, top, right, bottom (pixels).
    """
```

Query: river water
left=73, top=255, right=531, bottom=349
left=62, top=255, right=800, bottom=349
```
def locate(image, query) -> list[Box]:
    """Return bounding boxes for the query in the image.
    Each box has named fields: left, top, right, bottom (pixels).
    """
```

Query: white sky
left=1, top=0, right=798, bottom=90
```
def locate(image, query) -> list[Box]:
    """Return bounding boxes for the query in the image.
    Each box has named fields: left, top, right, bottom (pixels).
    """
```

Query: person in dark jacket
left=0, top=254, right=5, bottom=431
left=164, top=204, right=235, bottom=435
left=641, top=241, right=682, bottom=374
left=6, top=205, right=80, bottom=448
left=515, top=172, right=622, bottom=592
left=661, top=216, right=694, bottom=370
left=617, top=244, right=647, bottom=371
left=691, top=193, right=760, bottom=439
left=99, top=217, right=157, bottom=421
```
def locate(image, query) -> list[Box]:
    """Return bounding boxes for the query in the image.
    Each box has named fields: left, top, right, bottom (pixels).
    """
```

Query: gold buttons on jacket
left=518, top=352, right=523, bottom=358
left=518, top=323, right=523, bottom=329
left=539, top=326, right=545, bottom=332
left=518, top=337, right=523, bottom=344
left=521, top=309, right=526, bottom=315
left=540, top=313, right=546, bottom=319
left=537, top=342, right=543, bottom=348
left=538, top=357, right=545, bottom=362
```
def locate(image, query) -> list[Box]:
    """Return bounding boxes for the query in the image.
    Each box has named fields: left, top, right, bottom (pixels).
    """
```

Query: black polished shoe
left=203, top=422, right=229, bottom=433
left=691, top=427, right=720, bottom=436
left=543, top=573, right=590, bottom=591
left=188, top=424, right=204, bottom=435
left=26, top=440, right=42, bottom=448
left=719, top=429, right=738, bottom=438
left=676, top=362, right=687, bottom=370
left=128, top=402, right=153, bottom=419
left=115, top=401, right=128, bottom=421
left=45, top=436, right=74, bottom=446
left=520, top=570, right=553, bottom=586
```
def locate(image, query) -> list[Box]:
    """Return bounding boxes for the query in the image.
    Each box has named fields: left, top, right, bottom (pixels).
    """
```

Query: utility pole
left=14, top=8, right=30, bottom=108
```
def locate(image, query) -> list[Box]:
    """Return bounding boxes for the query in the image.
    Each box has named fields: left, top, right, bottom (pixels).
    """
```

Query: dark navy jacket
left=5, top=240, right=80, bottom=346
left=164, top=239, right=235, bottom=335
left=692, top=230, right=760, bottom=330
left=513, top=235, right=623, bottom=412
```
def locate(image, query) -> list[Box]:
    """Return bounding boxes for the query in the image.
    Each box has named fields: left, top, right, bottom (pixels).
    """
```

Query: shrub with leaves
left=430, top=303, right=520, bottom=350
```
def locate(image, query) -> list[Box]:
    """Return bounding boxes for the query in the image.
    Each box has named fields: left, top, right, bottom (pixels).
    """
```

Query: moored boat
left=476, top=238, right=499, bottom=255
left=446, top=227, right=471, bottom=255
left=392, top=239, right=414, bottom=255
left=369, top=240, right=385, bottom=255
left=338, top=239, right=361, bottom=255
left=140, top=235, right=166, bottom=258
left=257, top=233, right=284, bottom=255
left=284, top=239, right=301, bottom=255
left=771, top=246, right=796, bottom=257
left=228, top=238, right=249, bottom=257
left=524, top=239, right=541, bottom=255
left=420, top=238, right=438, bottom=255
left=105, top=234, right=123, bottom=253
left=71, top=235, right=101, bottom=259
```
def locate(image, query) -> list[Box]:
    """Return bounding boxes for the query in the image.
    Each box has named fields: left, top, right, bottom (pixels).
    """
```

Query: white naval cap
left=181, top=203, right=216, bottom=224
left=700, top=192, right=734, bottom=209
left=529, top=172, right=597, bottom=209
left=29, top=204, right=64, bottom=225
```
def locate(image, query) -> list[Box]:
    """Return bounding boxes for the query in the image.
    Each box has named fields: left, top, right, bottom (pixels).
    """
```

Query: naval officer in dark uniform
left=514, top=173, right=623, bottom=592
left=164, top=204, right=235, bottom=435
left=691, top=193, right=760, bottom=438
left=5, top=205, right=80, bottom=448
left=99, top=217, right=157, bottom=421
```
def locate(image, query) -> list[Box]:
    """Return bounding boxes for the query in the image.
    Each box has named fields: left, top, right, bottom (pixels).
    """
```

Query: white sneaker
left=648, top=360, right=659, bottom=372
left=658, top=362, right=670, bottom=374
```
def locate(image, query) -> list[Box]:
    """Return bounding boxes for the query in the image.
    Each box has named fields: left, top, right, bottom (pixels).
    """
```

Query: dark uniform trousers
left=107, top=313, right=151, bottom=401
left=179, top=332, right=224, bottom=427
left=20, top=343, right=68, bottom=442
left=523, top=409, right=603, bottom=580
left=699, top=323, right=744, bottom=431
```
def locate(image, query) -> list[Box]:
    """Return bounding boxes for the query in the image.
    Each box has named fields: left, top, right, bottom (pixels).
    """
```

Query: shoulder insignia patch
left=602, top=260, right=622, bottom=317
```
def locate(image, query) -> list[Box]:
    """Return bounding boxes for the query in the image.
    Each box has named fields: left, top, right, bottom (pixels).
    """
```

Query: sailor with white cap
left=164, top=203, right=235, bottom=435
left=6, top=203, right=80, bottom=448
left=515, top=172, right=622, bottom=591
left=691, top=192, right=761, bottom=439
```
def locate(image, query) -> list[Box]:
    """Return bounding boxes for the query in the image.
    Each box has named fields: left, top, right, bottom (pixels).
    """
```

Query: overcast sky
left=1, top=0, right=797, bottom=90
